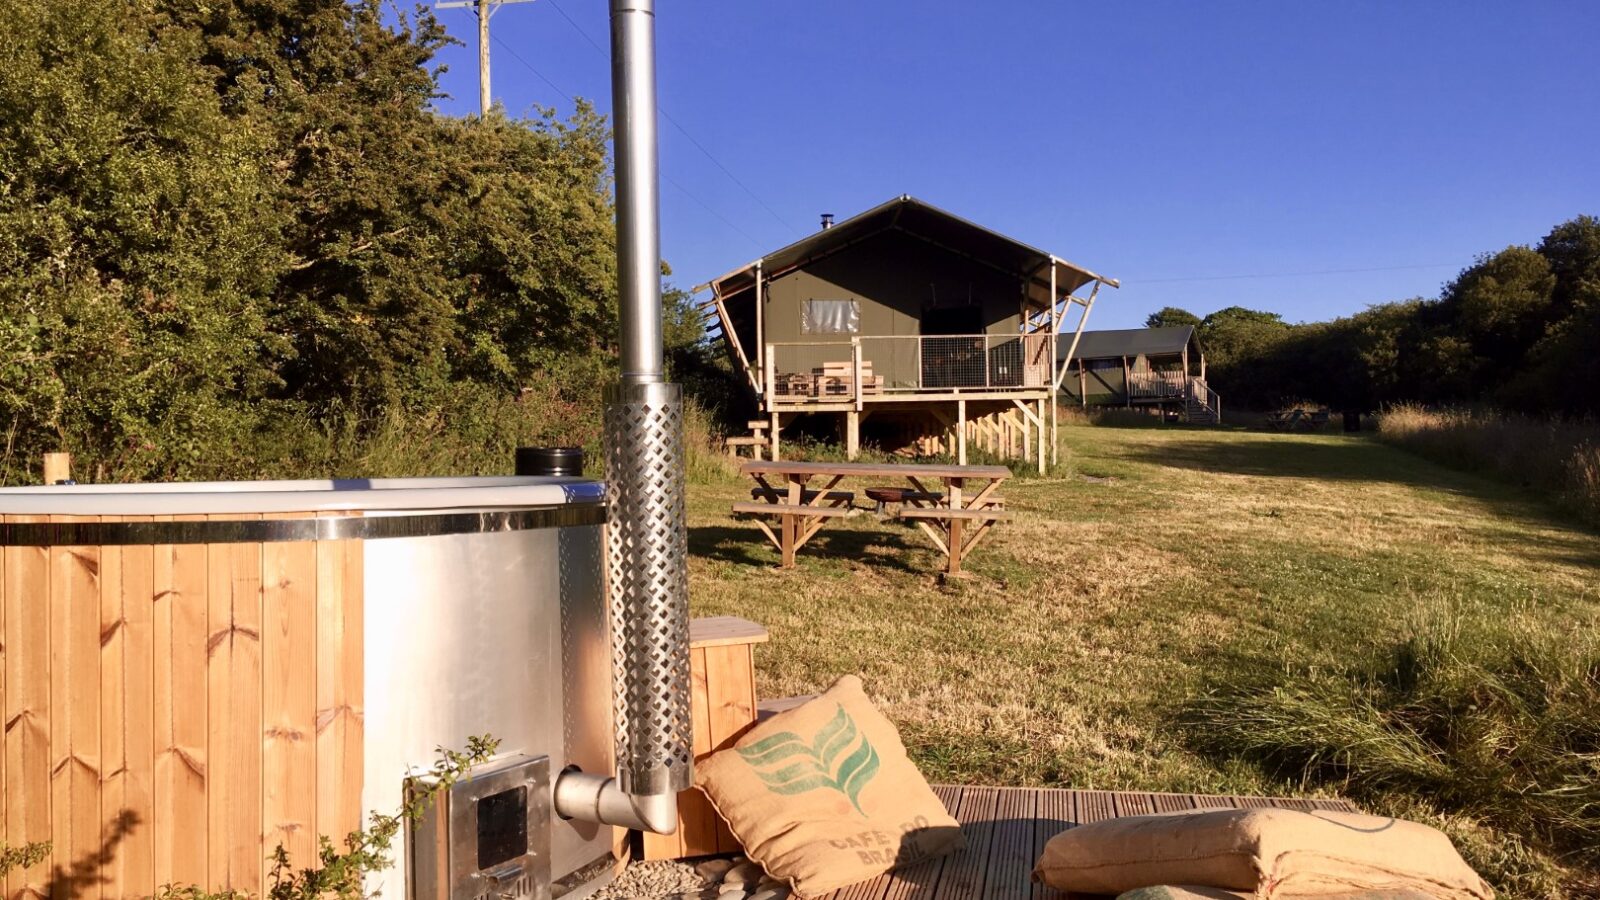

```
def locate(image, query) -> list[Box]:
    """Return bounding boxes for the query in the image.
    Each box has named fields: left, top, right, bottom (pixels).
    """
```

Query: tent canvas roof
left=1062, top=326, right=1196, bottom=360
left=696, top=195, right=1117, bottom=309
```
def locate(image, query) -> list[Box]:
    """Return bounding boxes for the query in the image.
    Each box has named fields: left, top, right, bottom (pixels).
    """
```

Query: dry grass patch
left=687, top=424, right=1600, bottom=896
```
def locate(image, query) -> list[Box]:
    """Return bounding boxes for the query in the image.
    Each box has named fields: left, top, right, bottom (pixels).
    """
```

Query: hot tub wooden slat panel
left=1, top=518, right=52, bottom=898
left=263, top=514, right=319, bottom=871
left=155, top=515, right=210, bottom=889
left=52, top=516, right=104, bottom=897
left=99, top=518, right=127, bottom=900
left=8, top=513, right=368, bottom=896
left=119, top=517, right=157, bottom=898
left=207, top=514, right=264, bottom=895
left=1, top=517, right=5, bottom=895
left=315, top=524, right=364, bottom=849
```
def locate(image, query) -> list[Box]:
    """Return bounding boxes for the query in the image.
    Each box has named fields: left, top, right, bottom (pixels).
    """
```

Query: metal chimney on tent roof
left=551, top=0, right=693, bottom=835
left=820, top=212, right=835, bottom=229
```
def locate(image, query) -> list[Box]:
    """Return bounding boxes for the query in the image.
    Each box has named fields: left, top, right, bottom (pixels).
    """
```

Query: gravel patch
left=591, top=856, right=790, bottom=900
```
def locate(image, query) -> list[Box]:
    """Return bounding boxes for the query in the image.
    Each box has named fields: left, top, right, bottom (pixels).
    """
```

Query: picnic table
left=733, top=460, right=1011, bottom=574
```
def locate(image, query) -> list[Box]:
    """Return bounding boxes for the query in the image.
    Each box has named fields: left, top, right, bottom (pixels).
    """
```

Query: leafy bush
left=1183, top=607, right=1600, bottom=897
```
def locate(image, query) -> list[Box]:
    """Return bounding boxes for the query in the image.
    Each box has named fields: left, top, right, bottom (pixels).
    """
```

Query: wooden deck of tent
left=818, top=785, right=1359, bottom=900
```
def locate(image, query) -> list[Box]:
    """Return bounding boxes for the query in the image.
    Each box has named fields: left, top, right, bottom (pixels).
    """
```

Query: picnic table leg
left=947, top=516, right=963, bottom=575
left=781, top=512, right=797, bottom=568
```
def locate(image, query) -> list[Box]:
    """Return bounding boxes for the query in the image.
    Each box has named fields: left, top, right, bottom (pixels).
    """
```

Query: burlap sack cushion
left=1034, top=808, right=1492, bottom=898
left=694, top=675, right=963, bottom=897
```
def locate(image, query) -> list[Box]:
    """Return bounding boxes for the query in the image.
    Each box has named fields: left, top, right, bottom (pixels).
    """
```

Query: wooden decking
left=819, top=785, right=1358, bottom=900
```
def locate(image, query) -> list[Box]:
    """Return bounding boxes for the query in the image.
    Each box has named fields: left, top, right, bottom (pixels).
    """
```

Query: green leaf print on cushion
left=735, top=704, right=882, bottom=815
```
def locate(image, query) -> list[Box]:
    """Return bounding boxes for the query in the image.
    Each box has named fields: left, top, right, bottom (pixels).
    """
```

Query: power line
left=1126, top=262, right=1459, bottom=286
left=544, top=0, right=803, bottom=235
left=663, top=176, right=766, bottom=251
left=490, top=33, right=574, bottom=102
left=487, top=34, right=765, bottom=251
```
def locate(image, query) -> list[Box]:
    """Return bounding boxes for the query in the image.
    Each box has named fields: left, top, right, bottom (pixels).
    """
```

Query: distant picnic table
left=1267, top=408, right=1331, bottom=431
left=734, top=460, right=1011, bottom=574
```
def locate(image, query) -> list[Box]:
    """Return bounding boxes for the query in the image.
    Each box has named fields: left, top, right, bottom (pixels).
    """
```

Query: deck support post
left=769, top=411, right=781, bottom=461
left=1037, top=398, right=1046, bottom=474
left=845, top=410, right=860, bottom=460
left=956, top=400, right=967, bottom=465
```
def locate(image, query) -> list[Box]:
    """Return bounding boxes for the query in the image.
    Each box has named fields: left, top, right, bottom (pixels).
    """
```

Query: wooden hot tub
left=0, top=477, right=615, bottom=898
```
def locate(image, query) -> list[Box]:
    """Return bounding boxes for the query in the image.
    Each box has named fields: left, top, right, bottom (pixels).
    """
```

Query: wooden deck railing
left=763, top=334, right=1054, bottom=402
left=1128, top=369, right=1188, bottom=398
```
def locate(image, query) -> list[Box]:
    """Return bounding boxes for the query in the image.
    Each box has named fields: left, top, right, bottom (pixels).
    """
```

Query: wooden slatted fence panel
left=119, top=517, right=156, bottom=898
left=208, top=515, right=263, bottom=894
left=315, top=521, right=364, bottom=849
left=4, top=516, right=366, bottom=898
left=4, top=516, right=53, bottom=898
left=53, top=519, right=103, bottom=898
left=262, top=514, right=318, bottom=870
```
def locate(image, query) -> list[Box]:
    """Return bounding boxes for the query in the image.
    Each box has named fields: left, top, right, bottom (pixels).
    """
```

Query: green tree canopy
left=1144, top=306, right=1201, bottom=329
left=0, top=0, right=630, bottom=483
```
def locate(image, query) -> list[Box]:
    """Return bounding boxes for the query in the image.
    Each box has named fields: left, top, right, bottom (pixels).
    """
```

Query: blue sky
left=426, top=1, right=1599, bottom=330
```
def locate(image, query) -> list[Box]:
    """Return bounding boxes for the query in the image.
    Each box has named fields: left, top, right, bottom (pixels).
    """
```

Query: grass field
left=685, top=423, right=1600, bottom=896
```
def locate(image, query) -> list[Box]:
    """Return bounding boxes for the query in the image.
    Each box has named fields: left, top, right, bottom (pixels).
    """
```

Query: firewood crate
left=639, top=616, right=770, bottom=860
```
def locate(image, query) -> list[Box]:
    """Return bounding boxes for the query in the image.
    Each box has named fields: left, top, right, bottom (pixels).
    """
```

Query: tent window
left=801, top=298, right=860, bottom=335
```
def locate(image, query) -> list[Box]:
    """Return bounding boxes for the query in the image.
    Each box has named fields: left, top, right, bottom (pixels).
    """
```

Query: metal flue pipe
left=611, top=0, right=663, bottom=387
left=553, top=0, right=693, bottom=835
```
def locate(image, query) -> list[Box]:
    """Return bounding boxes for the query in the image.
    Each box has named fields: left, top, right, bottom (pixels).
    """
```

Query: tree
left=1144, top=306, right=1201, bottom=329
left=0, top=0, right=288, bottom=480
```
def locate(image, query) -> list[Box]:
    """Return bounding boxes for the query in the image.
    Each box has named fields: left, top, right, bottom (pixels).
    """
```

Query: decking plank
left=1150, top=792, right=1199, bottom=813
left=931, top=786, right=1001, bottom=900
left=986, top=788, right=1037, bottom=900
left=802, top=787, right=1358, bottom=900
left=1031, top=789, right=1074, bottom=900
left=880, top=784, right=964, bottom=900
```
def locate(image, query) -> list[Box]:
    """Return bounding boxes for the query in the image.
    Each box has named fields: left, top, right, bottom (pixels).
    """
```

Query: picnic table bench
left=1267, top=408, right=1332, bottom=431
left=734, top=460, right=1011, bottom=574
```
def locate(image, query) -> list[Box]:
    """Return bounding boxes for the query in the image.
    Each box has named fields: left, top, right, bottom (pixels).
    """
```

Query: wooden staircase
left=724, top=419, right=771, bottom=459
left=1184, top=377, right=1222, bottom=425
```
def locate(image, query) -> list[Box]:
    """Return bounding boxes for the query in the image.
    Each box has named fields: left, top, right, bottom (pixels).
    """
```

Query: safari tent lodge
left=1057, top=325, right=1221, bottom=423
left=696, top=196, right=1118, bottom=472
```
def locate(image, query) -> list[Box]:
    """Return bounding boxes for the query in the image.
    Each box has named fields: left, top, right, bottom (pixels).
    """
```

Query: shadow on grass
left=1119, top=435, right=1470, bottom=485
left=689, top=522, right=931, bottom=576
left=1121, top=435, right=1600, bottom=539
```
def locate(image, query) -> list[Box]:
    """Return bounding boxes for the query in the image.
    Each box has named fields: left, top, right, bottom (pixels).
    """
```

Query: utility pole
left=436, top=0, right=536, bottom=116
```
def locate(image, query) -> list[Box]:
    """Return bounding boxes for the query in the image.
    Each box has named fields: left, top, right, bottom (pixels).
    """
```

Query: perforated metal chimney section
left=604, top=383, right=692, bottom=794
left=553, top=0, right=693, bottom=833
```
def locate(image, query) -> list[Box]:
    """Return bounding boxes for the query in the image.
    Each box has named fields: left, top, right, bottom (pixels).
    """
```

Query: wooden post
left=956, top=400, right=967, bottom=465
left=769, top=411, right=781, bottom=462
left=1123, top=356, right=1132, bottom=407
left=1079, top=358, right=1087, bottom=408
left=753, top=261, right=763, bottom=376
left=947, top=477, right=964, bottom=575
left=763, top=343, right=776, bottom=411
left=1037, top=399, right=1046, bottom=474
left=845, top=411, right=860, bottom=460
left=42, top=452, right=71, bottom=484
left=852, top=338, right=863, bottom=412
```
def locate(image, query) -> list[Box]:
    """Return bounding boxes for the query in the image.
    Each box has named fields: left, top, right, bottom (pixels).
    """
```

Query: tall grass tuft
left=1378, top=403, right=1600, bottom=526
left=1183, top=606, right=1600, bottom=896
